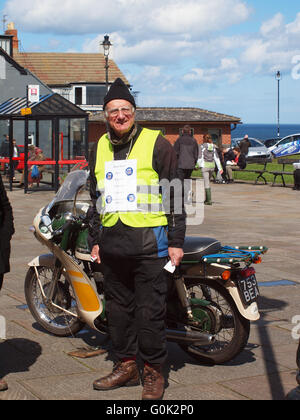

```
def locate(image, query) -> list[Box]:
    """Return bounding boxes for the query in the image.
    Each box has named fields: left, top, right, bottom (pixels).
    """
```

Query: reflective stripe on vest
left=95, top=127, right=168, bottom=228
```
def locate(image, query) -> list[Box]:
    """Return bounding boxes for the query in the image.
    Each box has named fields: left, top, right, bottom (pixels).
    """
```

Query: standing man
left=89, top=78, right=186, bottom=400
left=173, top=125, right=198, bottom=202
left=239, top=134, right=251, bottom=156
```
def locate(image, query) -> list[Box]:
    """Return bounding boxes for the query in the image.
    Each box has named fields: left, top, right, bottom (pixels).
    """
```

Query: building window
left=0, top=56, right=5, bottom=80
left=75, top=87, right=82, bottom=105
left=208, top=128, right=222, bottom=147
left=86, top=86, right=106, bottom=106
left=0, top=38, right=12, bottom=56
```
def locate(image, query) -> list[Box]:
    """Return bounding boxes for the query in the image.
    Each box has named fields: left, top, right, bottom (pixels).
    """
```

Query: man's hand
left=91, top=245, right=101, bottom=264
left=168, top=247, right=184, bottom=267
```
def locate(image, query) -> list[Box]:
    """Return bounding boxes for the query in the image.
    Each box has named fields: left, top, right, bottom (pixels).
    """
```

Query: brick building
left=89, top=107, right=240, bottom=147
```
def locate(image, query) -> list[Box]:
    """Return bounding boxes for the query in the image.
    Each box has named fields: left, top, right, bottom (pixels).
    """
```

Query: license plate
left=237, top=274, right=260, bottom=305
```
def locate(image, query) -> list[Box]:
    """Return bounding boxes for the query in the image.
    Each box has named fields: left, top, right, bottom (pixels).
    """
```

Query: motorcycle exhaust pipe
left=166, top=329, right=215, bottom=345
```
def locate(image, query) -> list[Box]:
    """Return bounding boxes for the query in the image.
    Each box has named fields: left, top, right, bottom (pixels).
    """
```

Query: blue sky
left=1, top=0, right=300, bottom=124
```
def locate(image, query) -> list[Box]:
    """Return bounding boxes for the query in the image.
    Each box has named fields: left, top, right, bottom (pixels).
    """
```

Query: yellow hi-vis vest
left=95, top=127, right=168, bottom=228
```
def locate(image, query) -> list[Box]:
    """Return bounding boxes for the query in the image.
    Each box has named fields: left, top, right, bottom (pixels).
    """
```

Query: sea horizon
left=232, top=123, right=300, bottom=140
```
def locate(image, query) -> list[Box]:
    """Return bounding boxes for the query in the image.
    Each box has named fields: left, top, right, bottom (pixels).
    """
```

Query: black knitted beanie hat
left=103, top=78, right=136, bottom=109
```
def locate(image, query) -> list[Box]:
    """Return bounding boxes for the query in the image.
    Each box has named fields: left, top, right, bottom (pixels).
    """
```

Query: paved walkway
left=0, top=180, right=300, bottom=400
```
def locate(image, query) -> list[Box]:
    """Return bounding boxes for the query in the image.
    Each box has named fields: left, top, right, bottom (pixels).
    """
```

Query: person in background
left=11, top=139, right=20, bottom=181
left=28, top=148, right=45, bottom=188
left=17, top=145, right=36, bottom=188
left=198, top=134, right=223, bottom=205
left=0, top=135, right=10, bottom=176
left=225, top=146, right=247, bottom=183
left=89, top=78, right=185, bottom=400
left=239, top=135, right=251, bottom=156
left=0, top=173, right=14, bottom=392
left=173, top=125, right=198, bottom=202
left=0, top=135, right=9, bottom=158
left=215, top=145, right=227, bottom=184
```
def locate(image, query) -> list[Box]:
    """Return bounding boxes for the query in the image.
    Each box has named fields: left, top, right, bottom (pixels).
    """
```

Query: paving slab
left=0, top=181, right=299, bottom=400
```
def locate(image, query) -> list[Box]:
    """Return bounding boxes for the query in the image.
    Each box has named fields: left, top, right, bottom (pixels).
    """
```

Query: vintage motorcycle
left=25, top=169, right=268, bottom=365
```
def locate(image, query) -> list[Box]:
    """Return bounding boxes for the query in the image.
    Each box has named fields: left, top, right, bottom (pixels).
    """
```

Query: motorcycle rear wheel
left=177, top=278, right=250, bottom=365
left=25, top=266, right=85, bottom=337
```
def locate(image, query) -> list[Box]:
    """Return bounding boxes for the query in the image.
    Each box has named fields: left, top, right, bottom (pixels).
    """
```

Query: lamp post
left=275, top=70, right=281, bottom=138
left=101, top=35, right=112, bottom=92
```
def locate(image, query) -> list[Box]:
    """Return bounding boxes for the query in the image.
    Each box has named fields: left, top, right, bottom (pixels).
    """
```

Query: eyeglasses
left=105, top=106, right=134, bottom=117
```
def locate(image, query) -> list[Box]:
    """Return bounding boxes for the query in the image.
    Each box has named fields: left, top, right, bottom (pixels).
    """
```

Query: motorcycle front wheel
left=25, top=266, right=85, bottom=337
left=176, top=278, right=250, bottom=365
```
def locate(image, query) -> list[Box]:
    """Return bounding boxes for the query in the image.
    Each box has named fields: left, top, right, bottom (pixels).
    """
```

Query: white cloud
left=4, top=0, right=251, bottom=38
left=260, top=13, right=284, bottom=37
left=286, top=12, right=300, bottom=34
left=240, top=13, right=300, bottom=74
left=183, top=57, right=242, bottom=85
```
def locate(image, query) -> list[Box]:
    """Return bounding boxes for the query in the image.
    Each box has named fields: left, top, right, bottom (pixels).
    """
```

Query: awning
left=0, top=94, right=52, bottom=115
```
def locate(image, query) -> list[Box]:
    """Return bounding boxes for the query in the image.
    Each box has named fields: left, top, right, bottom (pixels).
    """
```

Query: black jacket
left=89, top=125, right=186, bottom=259
left=239, top=139, right=251, bottom=155
left=173, top=134, right=198, bottom=169
left=0, top=174, right=14, bottom=274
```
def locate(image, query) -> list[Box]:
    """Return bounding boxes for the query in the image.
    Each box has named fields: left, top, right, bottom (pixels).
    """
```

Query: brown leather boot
left=0, top=379, right=8, bottom=392
left=93, top=360, right=140, bottom=391
left=142, top=364, right=165, bottom=400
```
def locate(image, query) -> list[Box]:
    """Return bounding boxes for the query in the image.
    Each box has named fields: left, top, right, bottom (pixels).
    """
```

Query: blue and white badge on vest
left=104, top=159, right=137, bottom=212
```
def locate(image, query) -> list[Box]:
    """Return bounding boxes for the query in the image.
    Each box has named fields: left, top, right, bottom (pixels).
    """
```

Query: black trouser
left=0, top=274, right=3, bottom=291
left=101, top=256, right=168, bottom=365
left=177, top=168, right=193, bottom=201
left=177, top=168, right=193, bottom=182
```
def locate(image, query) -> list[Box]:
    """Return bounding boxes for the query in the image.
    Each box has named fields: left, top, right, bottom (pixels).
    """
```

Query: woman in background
left=198, top=134, right=223, bottom=205
left=0, top=173, right=14, bottom=391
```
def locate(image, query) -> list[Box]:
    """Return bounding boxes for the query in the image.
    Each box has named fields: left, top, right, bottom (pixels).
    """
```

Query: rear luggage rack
left=202, top=245, right=268, bottom=264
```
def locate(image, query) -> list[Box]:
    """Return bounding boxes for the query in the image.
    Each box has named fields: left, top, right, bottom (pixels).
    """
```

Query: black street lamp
left=275, top=70, right=281, bottom=138
left=101, top=35, right=112, bottom=92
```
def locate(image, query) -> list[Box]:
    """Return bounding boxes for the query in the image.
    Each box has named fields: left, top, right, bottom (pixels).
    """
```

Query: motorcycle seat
left=182, top=237, right=221, bottom=262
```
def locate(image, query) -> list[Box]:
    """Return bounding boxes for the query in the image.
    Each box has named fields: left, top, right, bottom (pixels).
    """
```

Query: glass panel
left=0, top=119, right=9, bottom=157
left=86, top=85, right=106, bottom=105
left=249, top=139, right=261, bottom=147
left=70, top=118, right=86, bottom=159
left=38, top=120, right=53, bottom=159
left=208, top=129, right=222, bottom=147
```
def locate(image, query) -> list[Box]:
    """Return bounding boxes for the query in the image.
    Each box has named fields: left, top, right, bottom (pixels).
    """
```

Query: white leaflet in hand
left=164, top=260, right=176, bottom=273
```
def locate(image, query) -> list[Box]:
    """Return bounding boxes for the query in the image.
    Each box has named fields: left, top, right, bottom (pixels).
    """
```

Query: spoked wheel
left=177, top=278, right=250, bottom=365
left=25, top=266, right=85, bottom=337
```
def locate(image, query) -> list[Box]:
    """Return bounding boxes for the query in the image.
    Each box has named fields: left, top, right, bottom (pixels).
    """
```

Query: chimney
left=5, top=22, right=19, bottom=52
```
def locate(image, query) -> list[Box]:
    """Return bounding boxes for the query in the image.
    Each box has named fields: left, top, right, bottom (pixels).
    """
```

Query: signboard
left=20, top=108, right=32, bottom=116
left=27, top=85, right=40, bottom=103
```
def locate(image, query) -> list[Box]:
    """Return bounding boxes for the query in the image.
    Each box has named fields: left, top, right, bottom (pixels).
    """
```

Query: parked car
left=267, top=134, right=300, bottom=158
left=231, top=137, right=272, bottom=161
left=263, top=138, right=281, bottom=149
